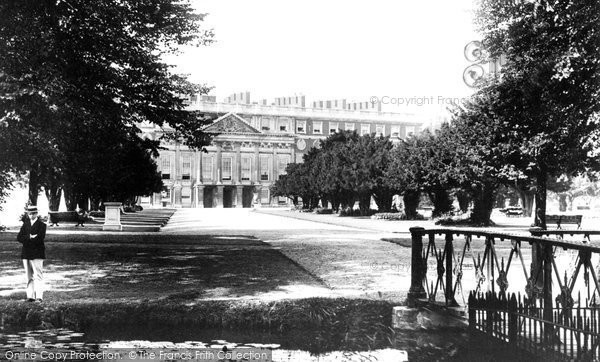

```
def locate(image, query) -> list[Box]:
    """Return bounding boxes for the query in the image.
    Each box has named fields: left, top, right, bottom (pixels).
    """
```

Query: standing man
left=17, top=206, right=47, bottom=302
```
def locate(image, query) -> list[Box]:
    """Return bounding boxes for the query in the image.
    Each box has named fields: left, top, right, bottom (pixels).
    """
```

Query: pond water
left=0, top=326, right=521, bottom=362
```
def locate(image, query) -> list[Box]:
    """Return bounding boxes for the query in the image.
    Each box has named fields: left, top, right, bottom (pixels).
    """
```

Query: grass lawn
left=0, top=233, right=327, bottom=302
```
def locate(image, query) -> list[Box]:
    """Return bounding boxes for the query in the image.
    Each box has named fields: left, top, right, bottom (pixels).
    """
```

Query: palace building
left=138, top=93, right=427, bottom=208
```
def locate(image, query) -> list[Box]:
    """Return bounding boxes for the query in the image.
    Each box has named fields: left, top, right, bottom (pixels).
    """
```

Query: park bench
left=499, top=206, right=523, bottom=217
left=545, top=214, right=582, bottom=229
left=48, top=211, right=89, bottom=227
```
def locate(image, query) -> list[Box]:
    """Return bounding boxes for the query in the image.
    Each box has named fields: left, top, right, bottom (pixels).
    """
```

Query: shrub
left=434, top=212, right=489, bottom=226
left=371, top=212, right=426, bottom=221
left=314, top=208, right=333, bottom=214
left=339, top=208, right=378, bottom=217
left=89, top=211, right=105, bottom=218
left=371, top=212, right=405, bottom=220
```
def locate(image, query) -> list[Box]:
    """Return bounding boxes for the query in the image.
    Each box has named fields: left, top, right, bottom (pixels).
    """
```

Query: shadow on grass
left=0, top=234, right=326, bottom=302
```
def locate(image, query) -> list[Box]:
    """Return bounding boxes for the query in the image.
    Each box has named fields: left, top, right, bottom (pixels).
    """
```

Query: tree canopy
left=473, top=0, right=600, bottom=227
left=0, top=0, right=214, bottom=209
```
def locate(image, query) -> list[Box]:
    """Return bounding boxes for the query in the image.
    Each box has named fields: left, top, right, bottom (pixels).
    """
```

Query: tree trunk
left=358, top=193, right=371, bottom=215
left=403, top=190, right=420, bottom=219
left=516, top=187, right=535, bottom=218
left=373, top=188, right=394, bottom=213
left=77, top=194, right=89, bottom=211
left=557, top=193, right=567, bottom=212
left=90, top=196, right=102, bottom=211
left=28, top=168, right=40, bottom=206
left=534, top=168, right=548, bottom=229
left=456, top=189, right=471, bottom=213
left=428, top=188, right=453, bottom=218
left=470, top=183, right=497, bottom=225
left=63, top=185, right=78, bottom=211
left=44, top=184, right=62, bottom=211
left=310, top=197, right=319, bottom=209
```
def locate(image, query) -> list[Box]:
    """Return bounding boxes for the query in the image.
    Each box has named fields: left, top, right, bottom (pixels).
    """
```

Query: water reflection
left=0, top=329, right=410, bottom=361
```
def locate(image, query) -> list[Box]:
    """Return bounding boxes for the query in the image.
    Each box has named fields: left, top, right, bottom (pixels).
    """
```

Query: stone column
left=216, top=185, right=224, bottom=208
left=175, top=144, right=181, bottom=180
left=196, top=149, right=201, bottom=181
left=234, top=143, right=241, bottom=183
left=173, top=184, right=182, bottom=208
left=195, top=185, right=204, bottom=208
left=236, top=186, right=243, bottom=208
left=216, top=142, right=222, bottom=184
left=255, top=186, right=262, bottom=208
left=290, top=143, right=296, bottom=164
left=254, top=143, right=260, bottom=183
left=103, top=202, right=123, bottom=231
left=272, top=146, right=278, bottom=181
left=271, top=146, right=278, bottom=205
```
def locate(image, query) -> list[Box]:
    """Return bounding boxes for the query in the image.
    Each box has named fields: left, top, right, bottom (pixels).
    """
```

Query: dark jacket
left=18, top=217, right=46, bottom=259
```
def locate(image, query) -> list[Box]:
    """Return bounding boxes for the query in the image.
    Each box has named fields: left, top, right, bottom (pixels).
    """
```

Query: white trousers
left=23, top=259, right=44, bottom=300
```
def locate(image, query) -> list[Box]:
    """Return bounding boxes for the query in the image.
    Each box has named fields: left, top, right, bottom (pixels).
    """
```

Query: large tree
left=0, top=0, right=213, bottom=206
left=475, top=0, right=600, bottom=228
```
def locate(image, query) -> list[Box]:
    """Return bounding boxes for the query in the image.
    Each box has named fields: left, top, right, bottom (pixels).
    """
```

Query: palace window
left=391, top=126, right=400, bottom=138
left=375, top=125, right=384, bottom=137
left=277, top=155, right=290, bottom=179
left=260, top=155, right=270, bottom=181
left=161, top=155, right=171, bottom=179
left=361, top=124, right=371, bottom=136
left=202, top=155, right=213, bottom=181
left=313, top=121, right=322, bottom=134
left=181, top=187, right=191, bottom=199
left=241, top=156, right=252, bottom=181
left=345, top=123, right=355, bottom=132
left=296, top=120, right=306, bottom=134
left=329, top=122, right=339, bottom=135
left=279, top=119, right=289, bottom=132
left=406, top=125, right=416, bottom=137
left=261, top=118, right=270, bottom=131
left=181, top=153, right=191, bottom=180
left=222, top=157, right=232, bottom=181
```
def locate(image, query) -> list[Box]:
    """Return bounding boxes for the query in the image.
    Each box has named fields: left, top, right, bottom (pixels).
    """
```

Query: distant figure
left=76, top=208, right=87, bottom=227
left=17, top=206, right=47, bottom=302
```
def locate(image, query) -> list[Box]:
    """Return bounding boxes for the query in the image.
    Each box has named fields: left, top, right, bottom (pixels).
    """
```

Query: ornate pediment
left=203, top=113, right=261, bottom=134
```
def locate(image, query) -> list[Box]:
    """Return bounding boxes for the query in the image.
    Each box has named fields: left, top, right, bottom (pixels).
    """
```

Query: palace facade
left=138, top=93, right=427, bottom=208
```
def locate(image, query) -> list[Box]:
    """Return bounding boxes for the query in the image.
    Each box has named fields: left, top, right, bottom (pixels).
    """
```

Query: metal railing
left=408, top=227, right=600, bottom=307
left=408, top=227, right=600, bottom=360
left=470, top=291, right=600, bottom=360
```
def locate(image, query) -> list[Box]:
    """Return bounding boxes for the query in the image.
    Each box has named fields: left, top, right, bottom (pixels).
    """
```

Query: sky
left=164, top=0, right=480, bottom=114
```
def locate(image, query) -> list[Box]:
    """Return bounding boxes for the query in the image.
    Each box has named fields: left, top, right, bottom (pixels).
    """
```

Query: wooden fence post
left=486, top=291, right=494, bottom=335
left=468, top=291, right=476, bottom=329
left=509, top=293, right=518, bottom=346
left=408, top=227, right=427, bottom=306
